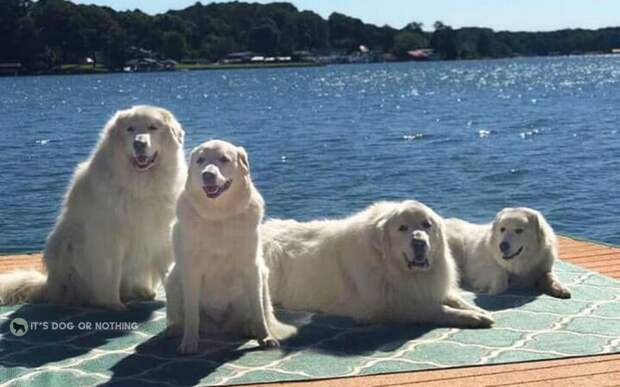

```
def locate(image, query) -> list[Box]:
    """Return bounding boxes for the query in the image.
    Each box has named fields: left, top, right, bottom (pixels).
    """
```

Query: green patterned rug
left=1, top=261, right=619, bottom=386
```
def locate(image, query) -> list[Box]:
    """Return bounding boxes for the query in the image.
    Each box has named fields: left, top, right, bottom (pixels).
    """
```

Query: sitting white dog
left=446, top=207, right=571, bottom=298
left=0, top=106, right=186, bottom=310
left=262, top=200, right=494, bottom=328
left=166, top=140, right=296, bottom=354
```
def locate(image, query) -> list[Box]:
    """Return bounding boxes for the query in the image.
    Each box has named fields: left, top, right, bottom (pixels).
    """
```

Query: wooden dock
left=1, top=236, right=619, bottom=386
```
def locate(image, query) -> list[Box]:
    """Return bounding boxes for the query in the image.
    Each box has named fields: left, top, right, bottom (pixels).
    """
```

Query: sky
left=73, top=0, right=620, bottom=32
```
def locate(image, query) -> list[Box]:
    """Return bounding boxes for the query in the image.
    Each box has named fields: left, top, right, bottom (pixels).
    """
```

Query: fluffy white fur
left=165, top=140, right=296, bottom=355
left=262, top=200, right=494, bottom=328
left=446, top=207, right=571, bottom=298
left=0, top=105, right=186, bottom=309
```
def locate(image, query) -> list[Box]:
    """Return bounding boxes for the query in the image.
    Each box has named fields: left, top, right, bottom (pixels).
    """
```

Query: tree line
left=3, top=0, right=620, bottom=73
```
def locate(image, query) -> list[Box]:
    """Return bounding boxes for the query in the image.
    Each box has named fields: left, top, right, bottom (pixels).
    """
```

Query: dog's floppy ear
left=237, top=146, right=250, bottom=175
left=104, top=108, right=128, bottom=135
left=159, top=108, right=185, bottom=145
left=528, top=208, right=556, bottom=248
left=372, top=211, right=393, bottom=260
left=432, top=212, right=449, bottom=259
left=491, top=208, right=509, bottom=242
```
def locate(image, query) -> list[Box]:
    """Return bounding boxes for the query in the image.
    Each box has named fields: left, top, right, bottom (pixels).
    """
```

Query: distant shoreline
left=3, top=53, right=620, bottom=77
left=0, top=62, right=325, bottom=77
left=178, top=62, right=324, bottom=71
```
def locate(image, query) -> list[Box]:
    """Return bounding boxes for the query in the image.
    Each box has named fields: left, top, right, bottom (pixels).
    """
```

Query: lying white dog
left=166, top=140, right=296, bottom=354
left=446, top=207, right=571, bottom=298
left=262, top=200, right=494, bottom=328
left=0, top=106, right=186, bottom=310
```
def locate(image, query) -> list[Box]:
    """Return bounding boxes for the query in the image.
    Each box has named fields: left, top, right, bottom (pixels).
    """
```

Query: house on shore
left=125, top=58, right=159, bottom=71
left=220, top=52, right=294, bottom=65
left=161, top=59, right=178, bottom=70
left=124, top=58, right=178, bottom=72
left=292, top=50, right=316, bottom=62
left=407, top=49, right=438, bottom=61
left=0, top=63, right=21, bottom=76
left=220, top=51, right=256, bottom=64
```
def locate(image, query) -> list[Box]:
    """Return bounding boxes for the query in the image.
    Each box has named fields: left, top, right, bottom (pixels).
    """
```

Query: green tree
left=162, top=31, right=187, bottom=60
left=477, top=29, right=502, bottom=57
left=393, top=31, right=428, bottom=58
left=105, top=29, right=128, bottom=69
left=328, top=12, right=365, bottom=51
left=248, top=20, right=280, bottom=54
left=15, top=15, right=46, bottom=69
left=0, top=0, right=32, bottom=62
left=201, top=35, right=237, bottom=61
left=431, top=21, right=458, bottom=59
left=405, top=22, right=423, bottom=33
left=294, top=11, right=329, bottom=50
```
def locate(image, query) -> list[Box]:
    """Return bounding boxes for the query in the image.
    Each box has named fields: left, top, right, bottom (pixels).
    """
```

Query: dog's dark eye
left=219, top=156, right=230, bottom=163
left=148, top=125, right=158, bottom=131
left=515, top=228, right=524, bottom=234
left=127, top=127, right=135, bottom=132
left=421, top=219, right=432, bottom=229
left=196, top=157, right=205, bottom=164
left=500, top=227, right=506, bottom=233
left=398, top=225, right=408, bottom=232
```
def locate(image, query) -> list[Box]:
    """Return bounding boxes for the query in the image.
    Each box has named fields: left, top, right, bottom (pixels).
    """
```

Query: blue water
left=1, top=56, right=619, bottom=252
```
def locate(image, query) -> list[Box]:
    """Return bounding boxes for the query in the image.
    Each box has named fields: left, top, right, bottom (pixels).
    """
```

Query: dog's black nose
left=202, top=171, right=216, bottom=183
left=499, top=241, right=510, bottom=253
left=412, top=239, right=428, bottom=256
left=133, top=139, right=147, bottom=152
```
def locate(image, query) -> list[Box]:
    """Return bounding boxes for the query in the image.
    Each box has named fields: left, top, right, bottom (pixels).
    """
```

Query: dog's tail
left=0, top=270, right=47, bottom=305
left=260, top=258, right=297, bottom=341
left=263, top=292, right=297, bottom=341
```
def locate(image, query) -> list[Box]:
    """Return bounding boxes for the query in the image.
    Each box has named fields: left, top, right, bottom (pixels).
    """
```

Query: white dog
left=262, top=200, right=494, bottom=328
left=0, top=106, right=186, bottom=310
left=446, top=207, right=571, bottom=298
left=165, top=140, right=296, bottom=354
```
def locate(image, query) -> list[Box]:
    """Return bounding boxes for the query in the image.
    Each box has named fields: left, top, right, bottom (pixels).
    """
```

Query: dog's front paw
left=258, top=336, right=280, bottom=348
left=177, top=336, right=199, bottom=355
left=476, top=312, right=495, bottom=328
left=178, top=330, right=200, bottom=354
left=467, top=311, right=495, bottom=328
left=548, top=284, right=571, bottom=299
left=471, top=305, right=494, bottom=317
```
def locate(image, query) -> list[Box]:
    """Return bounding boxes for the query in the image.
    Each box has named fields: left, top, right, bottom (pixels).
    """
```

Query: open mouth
left=202, top=179, right=232, bottom=199
left=503, top=246, right=523, bottom=260
left=403, top=253, right=430, bottom=270
left=132, top=152, right=158, bottom=171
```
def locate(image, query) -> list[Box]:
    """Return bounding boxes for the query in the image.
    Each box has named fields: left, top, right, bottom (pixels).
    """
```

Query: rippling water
left=1, top=56, right=619, bottom=252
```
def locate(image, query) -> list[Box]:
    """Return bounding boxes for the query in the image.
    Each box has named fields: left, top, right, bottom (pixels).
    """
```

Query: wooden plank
left=577, top=260, right=620, bottom=269
left=560, top=245, right=614, bottom=253
left=252, top=354, right=620, bottom=386
left=563, top=251, right=620, bottom=260
left=601, top=270, right=620, bottom=279
left=566, top=253, right=617, bottom=260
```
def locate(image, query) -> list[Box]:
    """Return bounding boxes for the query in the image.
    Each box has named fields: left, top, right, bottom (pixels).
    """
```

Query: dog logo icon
left=10, top=318, right=28, bottom=337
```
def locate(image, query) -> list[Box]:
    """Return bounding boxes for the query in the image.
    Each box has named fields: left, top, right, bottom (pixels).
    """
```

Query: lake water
left=0, top=56, right=619, bottom=252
